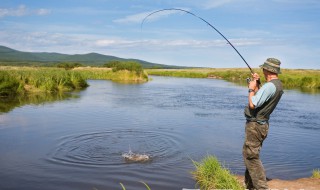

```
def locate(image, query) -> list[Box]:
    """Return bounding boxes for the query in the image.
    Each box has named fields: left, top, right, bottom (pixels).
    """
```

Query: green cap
left=260, top=58, right=281, bottom=74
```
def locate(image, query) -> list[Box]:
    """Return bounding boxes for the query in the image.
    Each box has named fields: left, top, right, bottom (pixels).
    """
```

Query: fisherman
left=243, top=58, right=283, bottom=190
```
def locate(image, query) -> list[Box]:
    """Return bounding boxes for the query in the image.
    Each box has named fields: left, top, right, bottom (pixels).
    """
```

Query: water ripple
left=46, top=129, right=184, bottom=168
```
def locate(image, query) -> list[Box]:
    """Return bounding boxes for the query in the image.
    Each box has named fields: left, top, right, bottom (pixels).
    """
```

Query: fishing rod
left=141, top=8, right=255, bottom=75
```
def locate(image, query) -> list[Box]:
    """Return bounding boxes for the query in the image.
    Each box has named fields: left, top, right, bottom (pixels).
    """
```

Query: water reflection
left=0, top=92, right=80, bottom=113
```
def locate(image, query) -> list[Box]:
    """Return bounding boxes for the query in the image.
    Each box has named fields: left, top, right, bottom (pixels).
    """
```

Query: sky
left=0, top=0, right=319, bottom=69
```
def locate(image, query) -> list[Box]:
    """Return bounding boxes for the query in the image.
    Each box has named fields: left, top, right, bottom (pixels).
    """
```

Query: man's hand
left=252, top=73, right=260, bottom=81
left=248, top=73, right=260, bottom=91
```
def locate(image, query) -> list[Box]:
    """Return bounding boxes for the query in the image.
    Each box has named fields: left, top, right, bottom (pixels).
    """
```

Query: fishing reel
left=246, top=77, right=261, bottom=86
left=246, top=78, right=251, bottom=84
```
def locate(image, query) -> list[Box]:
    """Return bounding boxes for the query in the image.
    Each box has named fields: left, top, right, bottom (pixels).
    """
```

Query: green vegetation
left=56, top=62, right=83, bottom=70
left=312, top=169, right=320, bottom=179
left=74, top=66, right=148, bottom=82
left=0, top=70, right=21, bottom=96
left=103, top=60, right=143, bottom=74
left=0, top=63, right=148, bottom=97
left=147, top=68, right=320, bottom=90
left=103, top=60, right=121, bottom=68
left=0, top=67, right=88, bottom=96
left=280, top=69, right=320, bottom=89
left=192, top=155, right=243, bottom=190
left=111, top=61, right=143, bottom=75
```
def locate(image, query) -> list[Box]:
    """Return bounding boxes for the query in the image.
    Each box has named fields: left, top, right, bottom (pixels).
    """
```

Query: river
left=0, top=76, right=319, bottom=190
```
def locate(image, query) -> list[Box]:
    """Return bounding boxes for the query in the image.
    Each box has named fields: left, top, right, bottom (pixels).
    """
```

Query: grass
left=312, top=169, right=320, bottom=179
left=147, top=68, right=320, bottom=90
left=0, top=66, right=148, bottom=96
left=0, top=66, right=88, bottom=96
left=73, top=67, right=148, bottom=82
left=191, top=155, right=243, bottom=190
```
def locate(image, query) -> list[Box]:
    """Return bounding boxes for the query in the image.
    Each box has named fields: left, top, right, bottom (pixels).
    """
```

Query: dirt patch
left=236, top=176, right=320, bottom=190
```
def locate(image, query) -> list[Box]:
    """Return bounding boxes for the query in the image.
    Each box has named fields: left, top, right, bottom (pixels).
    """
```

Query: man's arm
left=248, top=73, right=260, bottom=109
left=248, top=83, right=257, bottom=109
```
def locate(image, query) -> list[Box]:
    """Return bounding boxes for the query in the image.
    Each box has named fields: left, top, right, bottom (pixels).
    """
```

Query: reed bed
left=0, top=66, right=87, bottom=96
left=0, top=66, right=148, bottom=96
left=147, top=68, right=320, bottom=90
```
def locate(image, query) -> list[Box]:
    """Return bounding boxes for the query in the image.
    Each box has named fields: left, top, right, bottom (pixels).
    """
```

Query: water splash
left=122, top=145, right=151, bottom=163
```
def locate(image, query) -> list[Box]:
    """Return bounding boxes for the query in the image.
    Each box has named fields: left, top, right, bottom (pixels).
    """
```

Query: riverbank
left=236, top=176, right=320, bottom=190
left=192, top=155, right=320, bottom=190
left=146, top=68, right=320, bottom=90
left=0, top=66, right=148, bottom=96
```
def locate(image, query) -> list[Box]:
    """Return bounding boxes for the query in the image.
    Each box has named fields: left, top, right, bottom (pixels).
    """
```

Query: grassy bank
left=0, top=67, right=88, bottom=96
left=192, top=155, right=243, bottom=190
left=147, top=68, right=320, bottom=90
left=0, top=66, right=148, bottom=96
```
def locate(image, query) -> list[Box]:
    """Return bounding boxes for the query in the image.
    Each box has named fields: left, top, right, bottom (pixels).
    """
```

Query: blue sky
left=0, top=0, right=319, bottom=69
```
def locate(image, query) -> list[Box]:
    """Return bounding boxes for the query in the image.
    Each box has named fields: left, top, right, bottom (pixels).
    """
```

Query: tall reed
left=0, top=67, right=88, bottom=95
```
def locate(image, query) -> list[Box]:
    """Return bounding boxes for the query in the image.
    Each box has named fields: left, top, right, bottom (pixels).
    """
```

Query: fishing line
left=141, top=8, right=254, bottom=74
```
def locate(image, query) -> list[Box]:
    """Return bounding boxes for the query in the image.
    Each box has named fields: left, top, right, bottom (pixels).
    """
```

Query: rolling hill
left=0, top=45, right=182, bottom=68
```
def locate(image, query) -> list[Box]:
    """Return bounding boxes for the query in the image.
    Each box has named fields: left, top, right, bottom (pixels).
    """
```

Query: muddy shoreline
left=236, top=176, right=320, bottom=190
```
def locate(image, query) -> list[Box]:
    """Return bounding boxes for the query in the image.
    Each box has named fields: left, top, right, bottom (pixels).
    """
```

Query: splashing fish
left=122, top=150, right=151, bottom=163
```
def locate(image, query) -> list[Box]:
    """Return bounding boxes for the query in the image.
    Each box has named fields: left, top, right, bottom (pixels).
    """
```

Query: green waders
left=242, top=121, right=269, bottom=190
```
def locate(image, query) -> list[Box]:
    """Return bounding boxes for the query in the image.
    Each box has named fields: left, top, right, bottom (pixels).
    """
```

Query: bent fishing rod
left=141, top=8, right=255, bottom=75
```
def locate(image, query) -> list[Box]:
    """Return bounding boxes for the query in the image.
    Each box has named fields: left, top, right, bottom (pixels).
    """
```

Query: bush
left=103, top=60, right=121, bottom=68
left=111, top=61, right=143, bottom=75
left=56, top=62, right=83, bottom=70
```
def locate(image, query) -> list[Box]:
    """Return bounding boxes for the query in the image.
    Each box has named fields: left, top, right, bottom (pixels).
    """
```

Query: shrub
left=56, top=62, right=83, bottom=70
left=111, top=61, right=143, bottom=75
left=103, top=60, right=121, bottom=68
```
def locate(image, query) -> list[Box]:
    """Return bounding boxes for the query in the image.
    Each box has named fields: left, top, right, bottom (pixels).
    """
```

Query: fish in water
left=122, top=150, right=151, bottom=162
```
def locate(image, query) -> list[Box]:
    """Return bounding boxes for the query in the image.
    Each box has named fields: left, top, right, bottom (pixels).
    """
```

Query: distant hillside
left=0, top=45, right=182, bottom=69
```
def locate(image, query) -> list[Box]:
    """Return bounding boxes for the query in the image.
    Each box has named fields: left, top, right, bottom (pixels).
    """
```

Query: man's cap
left=259, top=58, right=281, bottom=74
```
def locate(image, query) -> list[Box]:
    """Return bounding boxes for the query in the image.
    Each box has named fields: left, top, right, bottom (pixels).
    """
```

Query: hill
left=0, top=45, right=182, bottom=69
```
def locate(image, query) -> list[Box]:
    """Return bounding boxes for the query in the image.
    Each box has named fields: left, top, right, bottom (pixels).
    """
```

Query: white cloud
left=36, top=9, right=51, bottom=16
left=0, top=5, right=51, bottom=18
left=113, top=11, right=150, bottom=24
left=0, top=27, right=263, bottom=53
left=113, top=9, right=188, bottom=24
left=201, top=0, right=233, bottom=9
left=95, top=37, right=262, bottom=49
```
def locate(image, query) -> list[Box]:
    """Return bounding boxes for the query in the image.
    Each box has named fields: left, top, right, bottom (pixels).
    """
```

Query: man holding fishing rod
left=142, top=8, right=284, bottom=190
left=243, top=58, right=283, bottom=190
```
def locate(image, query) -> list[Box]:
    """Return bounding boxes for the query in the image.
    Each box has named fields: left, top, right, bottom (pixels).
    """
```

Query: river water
left=0, top=76, right=319, bottom=190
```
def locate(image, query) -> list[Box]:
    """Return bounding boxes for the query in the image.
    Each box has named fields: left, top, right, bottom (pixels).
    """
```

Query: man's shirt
left=251, top=82, right=276, bottom=108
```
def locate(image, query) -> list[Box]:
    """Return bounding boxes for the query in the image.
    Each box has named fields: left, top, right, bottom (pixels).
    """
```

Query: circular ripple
left=46, top=129, right=183, bottom=167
